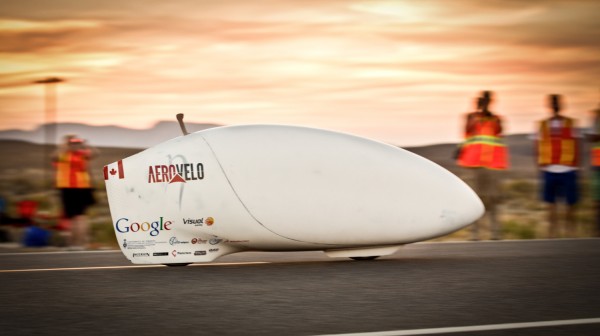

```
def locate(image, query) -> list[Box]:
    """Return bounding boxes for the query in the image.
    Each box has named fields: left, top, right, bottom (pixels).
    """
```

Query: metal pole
left=34, top=77, right=65, bottom=189
left=46, top=83, right=56, bottom=188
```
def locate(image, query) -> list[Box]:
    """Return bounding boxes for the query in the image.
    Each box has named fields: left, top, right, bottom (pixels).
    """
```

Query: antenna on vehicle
left=176, top=113, right=189, bottom=136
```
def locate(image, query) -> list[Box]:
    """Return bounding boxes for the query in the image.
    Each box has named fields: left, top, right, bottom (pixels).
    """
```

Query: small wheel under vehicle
left=350, top=256, right=379, bottom=261
left=164, top=263, right=191, bottom=267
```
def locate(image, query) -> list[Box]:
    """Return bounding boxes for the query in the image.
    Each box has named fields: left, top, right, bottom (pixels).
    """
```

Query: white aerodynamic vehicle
left=104, top=116, right=483, bottom=266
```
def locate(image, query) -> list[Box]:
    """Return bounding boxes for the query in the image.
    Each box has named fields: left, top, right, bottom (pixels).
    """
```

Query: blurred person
left=457, top=90, right=509, bottom=240
left=454, top=97, right=484, bottom=159
left=586, top=101, right=600, bottom=237
left=535, top=94, right=580, bottom=238
left=53, top=135, right=98, bottom=249
left=0, top=195, right=8, bottom=242
left=0, top=194, right=6, bottom=224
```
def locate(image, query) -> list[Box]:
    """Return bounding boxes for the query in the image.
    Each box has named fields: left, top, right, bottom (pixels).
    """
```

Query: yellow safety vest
left=592, top=110, right=600, bottom=167
left=537, top=118, right=578, bottom=167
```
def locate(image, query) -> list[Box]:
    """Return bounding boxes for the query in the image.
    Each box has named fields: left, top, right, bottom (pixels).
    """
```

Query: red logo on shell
left=206, top=217, right=214, bottom=226
left=172, top=250, right=176, bottom=257
left=191, top=238, right=198, bottom=244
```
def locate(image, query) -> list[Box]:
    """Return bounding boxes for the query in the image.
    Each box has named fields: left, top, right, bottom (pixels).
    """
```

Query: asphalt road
left=1, top=239, right=599, bottom=336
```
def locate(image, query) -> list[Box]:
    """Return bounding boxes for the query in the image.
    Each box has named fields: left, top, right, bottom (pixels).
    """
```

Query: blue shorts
left=542, top=171, right=578, bottom=205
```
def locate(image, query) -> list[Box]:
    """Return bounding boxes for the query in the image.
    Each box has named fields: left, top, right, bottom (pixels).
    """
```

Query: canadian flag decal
left=104, top=160, right=125, bottom=180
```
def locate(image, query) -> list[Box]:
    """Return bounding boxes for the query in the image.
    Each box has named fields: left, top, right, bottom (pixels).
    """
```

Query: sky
left=0, top=0, right=598, bottom=146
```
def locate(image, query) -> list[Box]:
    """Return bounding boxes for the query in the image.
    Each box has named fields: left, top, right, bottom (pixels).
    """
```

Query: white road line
left=414, top=237, right=600, bottom=245
left=0, top=261, right=270, bottom=273
left=0, top=250, right=120, bottom=256
left=316, top=318, right=600, bottom=336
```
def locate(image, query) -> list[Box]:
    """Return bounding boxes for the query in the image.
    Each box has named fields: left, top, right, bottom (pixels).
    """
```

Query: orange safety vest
left=457, top=115, right=509, bottom=170
left=537, top=118, right=578, bottom=167
left=592, top=110, right=600, bottom=167
left=56, top=150, right=91, bottom=188
left=593, top=147, right=600, bottom=167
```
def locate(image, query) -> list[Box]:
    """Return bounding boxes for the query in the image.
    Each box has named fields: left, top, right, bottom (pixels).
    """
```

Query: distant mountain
left=0, top=123, right=591, bottom=179
left=0, top=121, right=221, bottom=149
left=1, top=126, right=592, bottom=180
left=406, top=133, right=593, bottom=179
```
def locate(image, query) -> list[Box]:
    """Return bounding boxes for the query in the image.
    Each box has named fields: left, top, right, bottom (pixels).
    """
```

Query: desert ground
left=0, top=135, right=596, bottom=248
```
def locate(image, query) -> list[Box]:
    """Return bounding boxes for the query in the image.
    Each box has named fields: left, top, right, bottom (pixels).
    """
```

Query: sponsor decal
left=104, top=160, right=125, bottom=180
left=224, top=239, right=250, bottom=244
left=194, top=250, right=207, bottom=256
left=153, top=252, right=169, bottom=256
left=169, top=237, right=190, bottom=246
left=122, top=239, right=167, bottom=250
left=115, top=217, right=173, bottom=237
left=183, top=218, right=203, bottom=227
left=148, top=163, right=204, bottom=184
left=172, top=250, right=192, bottom=257
left=191, top=238, right=208, bottom=244
left=209, top=238, right=222, bottom=245
left=205, top=217, right=215, bottom=226
left=209, top=248, right=219, bottom=253
left=133, top=253, right=150, bottom=257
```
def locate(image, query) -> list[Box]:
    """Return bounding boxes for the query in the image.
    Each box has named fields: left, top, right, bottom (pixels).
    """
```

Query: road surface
left=1, top=239, right=599, bottom=335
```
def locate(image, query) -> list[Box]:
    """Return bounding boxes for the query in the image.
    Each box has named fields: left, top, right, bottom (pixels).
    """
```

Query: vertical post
left=34, top=77, right=65, bottom=189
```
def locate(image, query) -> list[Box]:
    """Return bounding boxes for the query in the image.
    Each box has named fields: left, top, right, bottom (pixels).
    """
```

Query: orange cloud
left=0, top=0, right=598, bottom=146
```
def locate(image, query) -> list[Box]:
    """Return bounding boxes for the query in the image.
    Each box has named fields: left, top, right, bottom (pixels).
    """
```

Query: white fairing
left=105, top=125, right=484, bottom=264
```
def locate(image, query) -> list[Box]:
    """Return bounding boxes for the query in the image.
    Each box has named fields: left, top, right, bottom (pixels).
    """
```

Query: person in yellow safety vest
left=536, top=94, right=580, bottom=238
left=457, top=90, right=509, bottom=240
left=53, top=135, right=98, bottom=249
left=585, top=103, right=600, bottom=237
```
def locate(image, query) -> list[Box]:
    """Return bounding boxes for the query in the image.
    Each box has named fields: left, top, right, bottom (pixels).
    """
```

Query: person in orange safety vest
left=585, top=101, right=600, bottom=237
left=458, top=97, right=509, bottom=170
left=536, top=94, right=580, bottom=238
left=53, top=135, right=98, bottom=249
left=457, top=91, right=508, bottom=240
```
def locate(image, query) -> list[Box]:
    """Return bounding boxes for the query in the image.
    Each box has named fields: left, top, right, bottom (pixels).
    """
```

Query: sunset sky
left=0, top=0, right=598, bottom=146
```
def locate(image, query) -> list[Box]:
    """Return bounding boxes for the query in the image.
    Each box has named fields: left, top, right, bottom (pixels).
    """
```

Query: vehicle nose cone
left=457, top=187, right=485, bottom=228
left=436, top=180, right=485, bottom=236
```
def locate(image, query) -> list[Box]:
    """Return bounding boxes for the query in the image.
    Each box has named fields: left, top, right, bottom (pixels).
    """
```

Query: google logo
left=115, top=217, right=173, bottom=237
